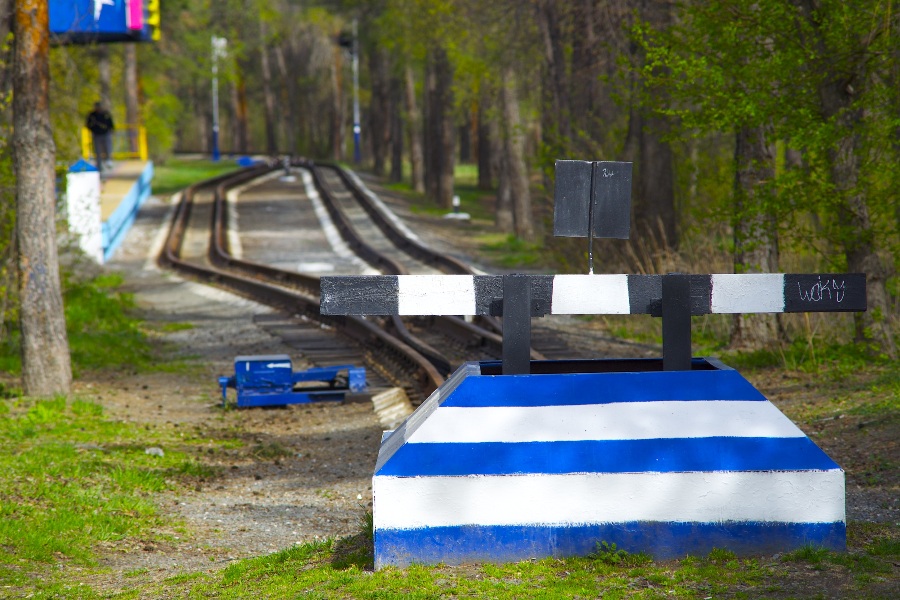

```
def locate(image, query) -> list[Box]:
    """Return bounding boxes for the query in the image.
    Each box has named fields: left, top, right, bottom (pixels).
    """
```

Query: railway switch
left=218, top=354, right=365, bottom=408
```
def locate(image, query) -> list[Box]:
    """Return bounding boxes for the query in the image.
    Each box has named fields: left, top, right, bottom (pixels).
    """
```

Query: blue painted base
left=372, top=358, right=846, bottom=568
left=235, top=391, right=345, bottom=408
left=375, top=521, right=847, bottom=568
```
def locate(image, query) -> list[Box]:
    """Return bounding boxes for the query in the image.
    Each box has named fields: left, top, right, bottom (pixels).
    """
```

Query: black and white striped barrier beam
left=321, top=273, right=866, bottom=373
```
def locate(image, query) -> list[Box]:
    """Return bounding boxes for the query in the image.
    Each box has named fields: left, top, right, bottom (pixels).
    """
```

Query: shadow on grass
left=330, top=510, right=374, bottom=570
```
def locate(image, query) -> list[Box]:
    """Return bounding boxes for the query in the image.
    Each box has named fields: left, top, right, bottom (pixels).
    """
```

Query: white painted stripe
left=144, top=192, right=180, bottom=271
left=300, top=170, right=378, bottom=275
left=711, top=274, right=785, bottom=313
left=225, top=170, right=289, bottom=259
left=551, top=274, right=631, bottom=314
left=374, top=470, right=845, bottom=529
left=344, top=169, right=423, bottom=243
left=398, top=275, right=476, bottom=315
left=225, top=188, right=244, bottom=259
left=405, top=401, right=805, bottom=443
left=297, top=262, right=335, bottom=272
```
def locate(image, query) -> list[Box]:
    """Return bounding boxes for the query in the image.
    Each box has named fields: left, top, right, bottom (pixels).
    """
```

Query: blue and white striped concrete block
left=373, top=358, right=845, bottom=568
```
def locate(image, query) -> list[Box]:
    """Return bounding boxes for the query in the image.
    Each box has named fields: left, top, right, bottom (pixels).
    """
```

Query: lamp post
left=211, top=35, right=228, bottom=161
left=351, top=18, right=360, bottom=164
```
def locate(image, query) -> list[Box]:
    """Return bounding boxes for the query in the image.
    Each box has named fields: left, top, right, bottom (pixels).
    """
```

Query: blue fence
left=101, top=161, right=153, bottom=261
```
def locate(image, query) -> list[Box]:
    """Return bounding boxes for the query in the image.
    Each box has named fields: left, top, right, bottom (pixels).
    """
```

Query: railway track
left=158, top=160, right=654, bottom=404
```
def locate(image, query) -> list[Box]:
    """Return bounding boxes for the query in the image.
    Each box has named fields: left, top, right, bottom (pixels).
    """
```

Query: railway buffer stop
left=320, top=160, right=867, bottom=569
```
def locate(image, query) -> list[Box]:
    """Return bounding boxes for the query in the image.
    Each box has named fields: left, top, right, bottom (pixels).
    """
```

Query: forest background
left=0, top=0, right=897, bottom=379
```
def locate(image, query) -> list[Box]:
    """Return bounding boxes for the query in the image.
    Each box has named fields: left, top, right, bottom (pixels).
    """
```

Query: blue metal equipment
left=218, top=354, right=366, bottom=408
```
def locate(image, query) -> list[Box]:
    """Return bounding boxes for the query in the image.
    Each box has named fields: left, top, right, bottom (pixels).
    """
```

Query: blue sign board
left=50, top=0, right=160, bottom=44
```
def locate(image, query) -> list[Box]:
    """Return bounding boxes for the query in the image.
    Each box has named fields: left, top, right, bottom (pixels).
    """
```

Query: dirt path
left=76, top=192, right=383, bottom=591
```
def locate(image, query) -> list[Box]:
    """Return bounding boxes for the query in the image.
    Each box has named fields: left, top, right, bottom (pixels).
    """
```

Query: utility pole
left=352, top=18, right=360, bottom=164
left=211, top=35, right=227, bottom=161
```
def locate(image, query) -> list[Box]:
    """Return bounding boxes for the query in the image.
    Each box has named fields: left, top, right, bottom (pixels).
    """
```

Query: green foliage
left=634, top=0, right=899, bottom=354
left=590, top=541, right=652, bottom=567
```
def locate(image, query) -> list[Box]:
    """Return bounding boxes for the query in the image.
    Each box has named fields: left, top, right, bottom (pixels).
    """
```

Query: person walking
left=85, top=102, right=114, bottom=174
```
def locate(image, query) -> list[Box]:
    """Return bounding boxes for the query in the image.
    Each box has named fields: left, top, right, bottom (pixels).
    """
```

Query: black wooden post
left=662, top=273, right=692, bottom=371
left=502, top=274, right=532, bottom=375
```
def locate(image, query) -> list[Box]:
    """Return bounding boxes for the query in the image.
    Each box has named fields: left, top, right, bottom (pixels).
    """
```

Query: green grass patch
left=0, top=396, right=204, bottom=583
left=138, top=534, right=900, bottom=599
left=477, top=233, right=545, bottom=268
left=64, top=273, right=152, bottom=374
left=384, top=162, right=496, bottom=222
left=0, top=272, right=205, bottom=378
left=152, top=158, right=242, bottom=196
left=0, top=273, right=155, bottom=377
left=158, top=321, right=194, bottom=332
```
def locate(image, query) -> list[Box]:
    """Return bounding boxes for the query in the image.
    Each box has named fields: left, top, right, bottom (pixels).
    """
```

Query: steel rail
left=158, top=164, right=443, bottom=400
left=316, top=162, right=543, bottom=360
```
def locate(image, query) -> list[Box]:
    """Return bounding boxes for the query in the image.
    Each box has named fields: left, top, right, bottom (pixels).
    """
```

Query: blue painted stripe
left=375, top=521, right=846, bottom=567
left=440, top=369, right=766, bottom=407
left=376, top=437, right=840, bottom=476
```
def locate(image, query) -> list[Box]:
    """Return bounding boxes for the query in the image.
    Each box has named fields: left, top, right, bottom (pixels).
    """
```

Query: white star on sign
left=94, top=0, right=116, bottom=21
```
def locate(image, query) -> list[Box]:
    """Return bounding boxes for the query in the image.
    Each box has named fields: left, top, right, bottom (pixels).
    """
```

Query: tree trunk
left=259, top=18, right=277, bottom=155
left=730, top=125, right=780, bottom=350
left=500, top=65, right=534, bottom=241
left=458, top=118, right=471, bottom=163
left=423, top=54, right=436, bottom=200
left=437, top=55, right=455, bottom=210
left=493, top=117, right=514, bottom=232
left=637, top=111, right=677, bottom=246
left=368, top=48, right=391, bottom=176
left=331, top=44, right=344, bottom=161
left=535, top=0, right=570, bottom=144
left=404, top=65, right=424, bottom=193
left=124, top=43, right=140, bottom=154
left=233, top=71, right=249, bottom=154
left=634, top=0, right=677, bottom=248
left=274, top=45, right=298, bottom=155
left=826, top=103, right=896, bottom=357
left=424, top=47, right=454, bottom=208
left=13, top=0, right=71, bottom=396
left=229, top=79, right=240, bottom=154
left=389, top=74, right=403, bottom=182
left=476, top=96, right=493, bottom=189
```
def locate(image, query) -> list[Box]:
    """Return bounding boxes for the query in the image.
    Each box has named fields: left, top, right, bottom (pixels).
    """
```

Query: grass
left=384, top=162, right=496, bottom=223
left=128, top=529, right=897, bottom=598
left=0, top=273, right=154, bottom=376
left=0, top=396, right=208, bottom=594
left=477, top=233, right=546, bottom=269
left=0, top=272, right=205, bottom=379
left=152, top=158, right=243, bottom=196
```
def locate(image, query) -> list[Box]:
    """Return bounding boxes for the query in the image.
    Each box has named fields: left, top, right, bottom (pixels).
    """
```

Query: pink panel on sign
left=127, top=0, right=144, bottom=30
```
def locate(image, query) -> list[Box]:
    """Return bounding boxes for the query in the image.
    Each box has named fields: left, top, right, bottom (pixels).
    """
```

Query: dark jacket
left=86, top=109, right=114, bottom=135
